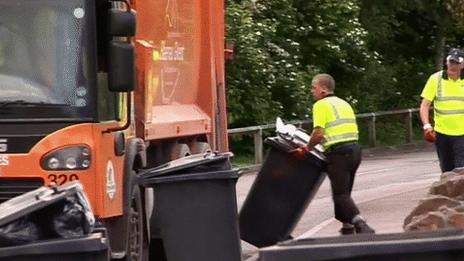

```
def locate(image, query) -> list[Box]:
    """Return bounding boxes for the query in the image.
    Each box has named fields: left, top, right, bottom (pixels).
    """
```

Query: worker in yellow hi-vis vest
left=297, top=73, right=375, bottom=235
left=420, top=48, right=464, bottom=173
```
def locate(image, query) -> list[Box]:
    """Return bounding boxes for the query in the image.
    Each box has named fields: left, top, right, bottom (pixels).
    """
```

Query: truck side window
left=97, top=72, right=119, bottom=121
left=95, top=1, right=118, bottom=121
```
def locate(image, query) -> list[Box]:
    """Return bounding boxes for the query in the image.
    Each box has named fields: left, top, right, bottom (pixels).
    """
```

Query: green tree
left=251, top=0, right=313, bottom=120
left=225, top=0, right=464, bottom=128
left=358, top=0, right=464, bottom=110
left=226, top=0, right=313, bottom=127
left=294, top=0, right=374, bottom=112
left=226, top=1, right=279, bottom=127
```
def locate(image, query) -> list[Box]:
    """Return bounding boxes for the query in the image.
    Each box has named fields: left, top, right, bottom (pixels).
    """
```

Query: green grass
left=231, top=152, right=255, bottom=168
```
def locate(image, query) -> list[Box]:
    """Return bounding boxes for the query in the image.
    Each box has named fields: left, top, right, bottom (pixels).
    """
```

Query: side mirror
left=108, top=9, right=136, bottom=37
left=108, top=40, right=135, bottom=92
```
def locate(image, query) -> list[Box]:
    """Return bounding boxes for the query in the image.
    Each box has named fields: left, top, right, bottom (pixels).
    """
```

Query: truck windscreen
left=0, top=0, right=95, bottom=120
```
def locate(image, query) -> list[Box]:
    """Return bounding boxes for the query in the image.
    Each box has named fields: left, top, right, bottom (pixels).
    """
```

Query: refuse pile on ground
left=404, top=168, right=464, bottom=231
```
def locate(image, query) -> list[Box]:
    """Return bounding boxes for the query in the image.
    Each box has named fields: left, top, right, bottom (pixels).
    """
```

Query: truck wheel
left=190, top=141, right=212, bottom=154
left=170, top=143, right=191, bottom=160
left=126, top=185, right=148, bottom=261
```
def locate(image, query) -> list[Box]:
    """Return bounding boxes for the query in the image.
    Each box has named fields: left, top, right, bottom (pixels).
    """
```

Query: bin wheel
left=126, top=185, right=148, bottom=261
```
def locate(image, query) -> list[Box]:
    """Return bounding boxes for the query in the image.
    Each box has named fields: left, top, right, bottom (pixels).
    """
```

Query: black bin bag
left=0, top=216, right=41, bottom=247
left=0, top=181, right=95, bottom=246
left=139, top=151, right=242, bottom=261
left=0, top=181, right=109, bottom=261
left=239, top=136, right=327, bottom=247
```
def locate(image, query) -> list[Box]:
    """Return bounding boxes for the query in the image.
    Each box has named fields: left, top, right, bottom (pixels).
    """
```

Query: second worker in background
left=420, top=48, right=464, bottom=173
left=302, top=73, right=375, bottom=235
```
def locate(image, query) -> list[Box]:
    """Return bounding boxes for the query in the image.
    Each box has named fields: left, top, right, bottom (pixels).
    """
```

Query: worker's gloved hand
left=423, top=125, right=436, bottom=143
left=291, top=146, right=310, bottom=160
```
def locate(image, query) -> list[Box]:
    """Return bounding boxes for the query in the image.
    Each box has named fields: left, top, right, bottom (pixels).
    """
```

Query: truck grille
left=0, top=178, right=44, bottom=204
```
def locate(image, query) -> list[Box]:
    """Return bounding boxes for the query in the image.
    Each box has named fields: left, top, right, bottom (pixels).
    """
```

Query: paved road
left=236, top=143, right=441, bottom=260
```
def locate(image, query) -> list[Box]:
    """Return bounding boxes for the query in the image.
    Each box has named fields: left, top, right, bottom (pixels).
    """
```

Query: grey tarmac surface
left=236, top=142, right=440, bottom=260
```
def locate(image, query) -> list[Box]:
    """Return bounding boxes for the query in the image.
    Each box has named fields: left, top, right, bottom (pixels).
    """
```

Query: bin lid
left=265, top=137, right=327, bottom=162
left=274, top=117, right=326, bottom=161
left=275, top=117, right=311, bottom=146
left=138, top=151, right=234, bottom=180
left=0, top=181, right=88, bottom=227
left=139, top=169, right=238, bottom=185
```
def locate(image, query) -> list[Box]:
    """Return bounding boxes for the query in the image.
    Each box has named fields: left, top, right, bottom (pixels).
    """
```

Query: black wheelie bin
left=0, top=181, right=109, bottom=261
left=139, top=151, right=241, bottom=261
left=239, top=136, right=327, bottom=248
left=259, top=229, right=464, bottom=261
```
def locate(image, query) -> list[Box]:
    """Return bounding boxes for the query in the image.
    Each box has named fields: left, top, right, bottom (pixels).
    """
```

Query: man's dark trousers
left=325, top=143, right=361, bottom=223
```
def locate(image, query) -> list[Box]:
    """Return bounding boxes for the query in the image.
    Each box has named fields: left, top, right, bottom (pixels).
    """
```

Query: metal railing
left=228, top=108, right=420, bottom=165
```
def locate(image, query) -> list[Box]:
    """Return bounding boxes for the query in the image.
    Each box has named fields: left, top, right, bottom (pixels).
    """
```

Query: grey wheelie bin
left=239, top=136, right=327, bottom=247
left=139, top=152, right=241, bottom=261
left=0, top=181, right=109, bottom=261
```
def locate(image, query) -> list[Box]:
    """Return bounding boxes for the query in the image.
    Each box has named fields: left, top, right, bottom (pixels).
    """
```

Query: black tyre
left=190, top=141, right=212, bottom=154
left=170, top=143, right=191, bottom=160
left=125, top=185, right=148, bottom=261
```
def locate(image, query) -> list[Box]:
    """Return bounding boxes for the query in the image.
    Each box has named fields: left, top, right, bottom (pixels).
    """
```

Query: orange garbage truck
left=0, top=0, right=228, bottom=259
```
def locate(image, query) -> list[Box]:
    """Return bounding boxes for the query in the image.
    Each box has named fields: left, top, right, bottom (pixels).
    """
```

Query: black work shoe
left=354, top=221, right=375, bottom=234
left=339, top=227, right=356, bottom=235
left=284, top=234, right=294, bottom=240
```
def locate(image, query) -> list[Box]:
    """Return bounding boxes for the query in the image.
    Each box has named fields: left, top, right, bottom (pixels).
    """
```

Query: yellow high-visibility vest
left=313, top=96, right=358, bottom=149
left=432, top=72, right=464, bottom=135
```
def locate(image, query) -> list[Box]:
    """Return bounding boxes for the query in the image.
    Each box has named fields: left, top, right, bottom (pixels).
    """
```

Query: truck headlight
left=41, top=145, right=91, bottom=170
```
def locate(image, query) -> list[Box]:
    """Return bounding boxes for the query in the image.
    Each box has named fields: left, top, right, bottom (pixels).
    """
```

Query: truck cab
left=0, top=0, right=227, bottom=260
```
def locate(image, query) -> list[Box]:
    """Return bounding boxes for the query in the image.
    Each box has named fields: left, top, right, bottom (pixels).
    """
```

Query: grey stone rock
left=430, top=174, right=464, bottom=198
left=403, top=195, right=461, bottom=227
left=404, top=211, right=447, bottom=231
left=404, top=169, right=464, bottom=232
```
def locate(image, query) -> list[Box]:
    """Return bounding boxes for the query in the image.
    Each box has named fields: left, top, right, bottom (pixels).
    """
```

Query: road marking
left=297, top=218, right=336, bottom=239
left=358, top=167, right=397, bottom=175
left=358, top=166, right=440, bottom=176
left=296, top=178, right=437, bottom=238
left=244, top=253, right=259, bottom=261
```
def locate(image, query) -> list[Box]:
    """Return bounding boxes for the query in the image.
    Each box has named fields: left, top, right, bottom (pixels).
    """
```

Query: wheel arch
left=104, top=137, right=148, bottom=258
